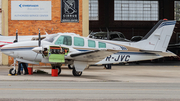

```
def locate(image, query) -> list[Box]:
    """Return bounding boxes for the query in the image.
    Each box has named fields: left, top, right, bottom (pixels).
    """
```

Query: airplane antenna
left=38, top=29, right=41, bottom=47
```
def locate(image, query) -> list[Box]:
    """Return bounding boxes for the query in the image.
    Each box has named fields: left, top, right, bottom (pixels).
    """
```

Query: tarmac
left=1, top=61, right=180, bottom=100
left=0, top=61, right=180, bottom=83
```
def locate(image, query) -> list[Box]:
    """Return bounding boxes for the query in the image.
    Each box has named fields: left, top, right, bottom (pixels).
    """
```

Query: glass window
left=114, top=0, right=158, bottom=21
left=74, top=37, right=84, bottom=46
left=175, top=1, right=180, bottom=21
left=55, top=35, right=72, bottom=46
left=88, top=40, right=96, bottom=48
left=98, top=42, right=106, bottom=48
left=89, top=0, right=98, bottom=20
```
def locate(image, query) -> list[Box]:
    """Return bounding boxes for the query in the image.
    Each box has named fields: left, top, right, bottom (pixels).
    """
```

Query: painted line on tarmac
left=0, top=88, right=179, bottom=91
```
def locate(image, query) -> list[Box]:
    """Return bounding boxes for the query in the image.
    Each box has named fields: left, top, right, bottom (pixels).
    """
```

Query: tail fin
left=134, top=19, right=176, bottom=52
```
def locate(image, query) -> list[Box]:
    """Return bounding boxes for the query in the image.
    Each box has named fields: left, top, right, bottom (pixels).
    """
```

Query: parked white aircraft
left=1, top=19, right=177, bottom=76
left=0, top=30, right=55, bottom=48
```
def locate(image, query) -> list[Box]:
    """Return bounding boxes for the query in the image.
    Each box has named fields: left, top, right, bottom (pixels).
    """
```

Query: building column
left=82, top=0, right=89, bottom=37
left=2, top=0, right=8, bottom=65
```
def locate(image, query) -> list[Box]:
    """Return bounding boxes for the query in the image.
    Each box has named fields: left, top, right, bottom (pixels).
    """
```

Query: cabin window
left=88, top=40, right=96, bottom=48
left=98, top=42, right=106, bottom=48
left=55, top=35, right=72, bottom=46
left=74, top=37, right=84, bottom=46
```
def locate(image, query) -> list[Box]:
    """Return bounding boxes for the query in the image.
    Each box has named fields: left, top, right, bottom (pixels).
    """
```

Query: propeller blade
left=13, top=30, right=18, bottom=43
left=38, top=29, right=41, bottom=47
left=16, top=30, right=18, bottom=42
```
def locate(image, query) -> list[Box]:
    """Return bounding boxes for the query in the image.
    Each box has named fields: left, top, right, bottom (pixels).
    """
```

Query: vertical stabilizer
left=134, top=20, right=176, bottom=52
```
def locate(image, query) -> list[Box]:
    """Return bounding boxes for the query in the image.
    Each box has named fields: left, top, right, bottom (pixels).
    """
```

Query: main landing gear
left=72, top=68, right=82, bottom=76
left=68, top=64, right=74, bottom=69
left=104, top=64, right=112, bottom=69
left=52, top=64, right=82, bottom=76
left=68, top=64, right=82, bottom=76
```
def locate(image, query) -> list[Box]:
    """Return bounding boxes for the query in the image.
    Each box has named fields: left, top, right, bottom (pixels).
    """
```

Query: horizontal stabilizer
left=140, top=50, right=177, bottom=57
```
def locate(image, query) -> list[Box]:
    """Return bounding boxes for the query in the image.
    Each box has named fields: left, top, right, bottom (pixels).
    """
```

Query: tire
left=9, top=68, right=16, bottom=75
left=68, top=64, right=74, bottom=69
left=52, top=66, right=61, bottom=75
left=72, top=68, right=82, bottom=76
left=104, top=64, right=112, bottom=69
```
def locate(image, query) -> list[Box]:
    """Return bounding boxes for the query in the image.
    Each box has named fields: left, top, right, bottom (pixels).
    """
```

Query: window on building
left=175, top=1, right=180, bottom=21
left=114, top=0, right=158, bottom=21
left=74, top=37, right=84, bottom=46
left=98, top=42, right=106, bottom=48
left=88, top=40, right=96, bottom=48
left=89, top=0, right=98, bottom=20
left=55, top=35, right=72, bottom=46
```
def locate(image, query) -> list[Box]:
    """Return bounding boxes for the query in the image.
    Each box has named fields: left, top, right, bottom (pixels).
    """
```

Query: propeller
left=32, top=29, right=42, bottom=62
left=13, top=29, right=18, bottom=43
left=16, top=29, right=18, bottom=42
left=38, top=29, right=41, bottom=47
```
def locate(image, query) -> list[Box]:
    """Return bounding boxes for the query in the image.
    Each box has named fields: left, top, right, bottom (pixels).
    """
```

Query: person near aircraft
left=17, top=62, right=28, bottom=75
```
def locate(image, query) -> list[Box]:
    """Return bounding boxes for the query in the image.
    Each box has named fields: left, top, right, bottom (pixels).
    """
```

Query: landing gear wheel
left=104, top=64, right=112, bottom=69
left=72, top=68, right=82, bottom=76
left=68, top=64, right=74, bottom=69
left=52, top=66, right=61, bottom=75
left=9, top=68, right=16, bottom=75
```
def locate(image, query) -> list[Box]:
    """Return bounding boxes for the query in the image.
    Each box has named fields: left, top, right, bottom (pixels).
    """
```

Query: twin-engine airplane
left=1, top=19, right=177, bottom=76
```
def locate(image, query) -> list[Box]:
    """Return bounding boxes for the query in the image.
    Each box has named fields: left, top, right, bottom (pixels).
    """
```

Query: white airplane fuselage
left=0, top=20, right=177, bottom=76
left=1, top=34, right=163, bottom=65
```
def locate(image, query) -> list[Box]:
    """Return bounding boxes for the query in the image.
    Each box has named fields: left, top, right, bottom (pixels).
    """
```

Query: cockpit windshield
left=54, top=35, right=72, bottom=46
left=43, top=34, right=59, bottom=43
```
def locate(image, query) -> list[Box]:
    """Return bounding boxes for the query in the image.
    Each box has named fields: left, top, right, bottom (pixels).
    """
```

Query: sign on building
left=11, top=1, right=51, bottom=20
left=61, top=0, right=79, bottom=22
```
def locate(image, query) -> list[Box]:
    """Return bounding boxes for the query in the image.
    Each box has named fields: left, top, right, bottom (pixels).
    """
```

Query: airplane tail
left=134, top=19, right=176, bottom=52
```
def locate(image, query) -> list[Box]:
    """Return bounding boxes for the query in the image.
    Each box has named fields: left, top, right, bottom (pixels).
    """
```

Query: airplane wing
left=140, top=50, right=177, bottom=57
left=70, top=49, right=120, bottom=62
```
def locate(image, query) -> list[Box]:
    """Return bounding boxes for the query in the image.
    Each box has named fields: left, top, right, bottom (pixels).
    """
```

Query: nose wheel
left=9, top=68, right=16, bottom=75
left=72, top=68, right=82, bottom=76
left=9, top=59, right=17, bottom=75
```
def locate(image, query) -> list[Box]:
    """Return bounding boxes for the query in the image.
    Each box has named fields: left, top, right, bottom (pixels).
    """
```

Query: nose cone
left=32, top=47, right=42, bottom=54
left=1, top=45, right=15, bottom=57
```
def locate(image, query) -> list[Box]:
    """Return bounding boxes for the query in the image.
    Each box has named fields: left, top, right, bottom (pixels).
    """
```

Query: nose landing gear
left=9, top=59, right=17, bottom=75
left=9, top=68, right=16, bottom=75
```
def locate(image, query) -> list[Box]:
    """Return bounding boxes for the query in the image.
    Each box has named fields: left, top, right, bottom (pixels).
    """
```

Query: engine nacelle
left=42, top=45, right=69, bottom=63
